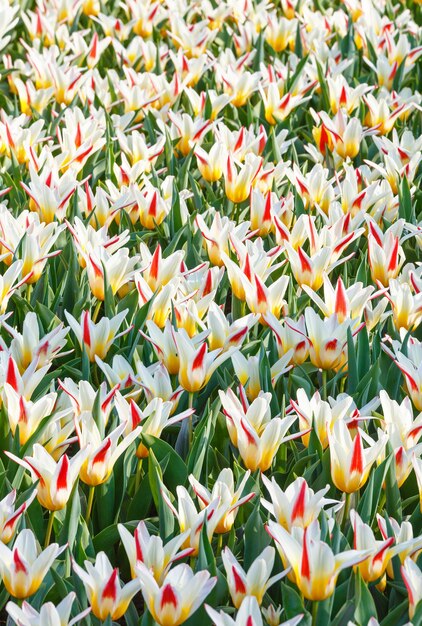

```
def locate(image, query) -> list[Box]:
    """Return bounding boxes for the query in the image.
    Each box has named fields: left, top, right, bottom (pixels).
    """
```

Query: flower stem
left=92, top=300, right=102, bottom=323
left=321, top=369, right=327, bottom=401
left=188, top=392, right=194, bottom=447
left=312, top=600, right=319, bottom=626
left=135, top=458, right=143, bottom=493
left=217, top=533, right=223, bottom=556
left=44, top=510, right=55, bottom=548
left=342, top=492, right=352, bottom=532
left=86, top=486, right=95, bottom=525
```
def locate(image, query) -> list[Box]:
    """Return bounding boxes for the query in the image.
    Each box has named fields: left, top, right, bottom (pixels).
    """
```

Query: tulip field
left=0, top=0, right=422, bottom=624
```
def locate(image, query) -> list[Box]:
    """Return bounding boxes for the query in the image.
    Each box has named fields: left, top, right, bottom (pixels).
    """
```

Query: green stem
left=86, top=486, right=95, bottom=525
left=217, top=533, right=223, bottom=556
left=188, top=392, right=194, bottom=447
left=44, top=510, right=55, bottom=548
left=135, top=458, right=143, bottom=493
left=342, top=492, right=352, bottom=532
left=92, top=300, right=102, bottom=323
left=312, top=600, right=319, bottom=626
left=321, top=369, right=327, bottom=401
left=26, top=283, right=32, bottom=305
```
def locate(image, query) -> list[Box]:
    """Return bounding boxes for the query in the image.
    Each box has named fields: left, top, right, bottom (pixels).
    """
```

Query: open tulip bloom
left=0, top=0, right=421, bottom=622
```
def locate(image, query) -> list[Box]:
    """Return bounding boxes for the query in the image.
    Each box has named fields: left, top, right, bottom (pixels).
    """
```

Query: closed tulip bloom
left=290, top=388, right=356, bottom=449
left=142, top=320, right=182, bottom=375
left=377, top=515, right=422, bottom=579
left=196, top=211, right=250, bottom=268
left=267, top=520, right=370, bottom=601
left=195, top=143, right=227, bottom=182
left=379, top=390, right=422, bottom=487
left=389, top=336, right=422, bottom=411
left=118, top=521, right=193, bottom=582
left=0, top=490, right=36, bottom=544
left=6, top=593, right=90, bottom=626
left=328, top=421, right=388, bottom=493
left=261, top=475, right=337, bottom=530
left=3, top=384, right=57, bottom=445
left=222, top=546, right=289, bottom=608
left=72, top=552, right=141, bottom=621
left=65, top=309, right=129, bottom=362
left=401, top=557, right=422, bottom=619
left=0, top=529, right=66, bottom=599
left=206, top=302, right=258, bottom=352
left=189, top=468, right=255, bottom=533
left=219, top=388, right=299, bottom=472
left=6, top=444, right=88, bottom=511
left=224, top=153, right=262, bottom=204
left=77, top=416, right=141, bottom=486
left=305, top=308, right=361, bottom=371
left=351, top=509, right=422, bottom=587
left=367, top=219, right=405, bottom=287
left=173, top=328, right=236, bottom=393
left=136, top=562, right=216, bottom=626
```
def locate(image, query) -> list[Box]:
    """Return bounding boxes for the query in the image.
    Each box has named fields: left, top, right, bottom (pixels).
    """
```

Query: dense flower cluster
left=0, top=0, right=420, bottom=624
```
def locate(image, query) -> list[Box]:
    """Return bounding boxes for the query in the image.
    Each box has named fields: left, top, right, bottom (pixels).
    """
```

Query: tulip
left=65, top=309, right=129, bottom=362
left=264, top=313, right=310, bottom=365
left=195, top=211, right=250, bottom=267
left=189, top=468, right=255, bottom=533
left=401, top=557, right=422, bottom=619
left=118, top=521, right=193, bottom=582
left=0, top=490, right=36, bottom=544
left=389, top=336, right=422, bottom=411
left=195, top=143, right=227, bottom=182
left=206, top=596, right=264, bottom=626
left=224, top=153, right=262, bottom=204
left=161, top=486, right=221, bottom=556
left=3, top=384, right=57, bottom=445
left=77, top=416, right=141, bottom=486
left=412, top=454, right=422, bottom=512
left=72, top=552, right=141, bottom=621
left=367, top=219, right=405, bottom=287
left=266, top=520, right=370, bottom=601
left=387, top=278, right=422, bottom=331
left=222, top=546, right=289, bottom=608
left=1, top=354, right=51, bottom=401
left=6, top=593, right=90, bottom=626
left=304, top=307, right=361, bottom=371
left=240, top=272, right=289, bottom=320
left=58, top=378, right=117, bottom=423
left=6, top=444, right=88, bottom=511
left=83, top=248, right=138, bottom=301
left=219, top=388, right=300, bottom=472
left=302, top=275, right=376, bottom=326
left=139, top=243, right=184, bottom=292
left=328, top=421, right=388, bottom=493
left=379, top=390, right=422, bottom=486
left=114, top=393, right=193, bottom=457
left=173, top=328, right=236, bottom=393
left=261, top=475, right=337, bottom=530
left=206, top=303, right=259, bottom=353
left=0, top=260, right=30, bottom=313
left=142, top=320, right=185, bottom=375
left=377, top=515, right=422, bottom=578
left=136, top=562, right=216, bottom=626
left=351, top=509, right=422, bottom=587
left=290, top=388, right=356, bottom=449
left=0, top=529, right=66, bottom=599
left=1, top=311, right=69, bottom=373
